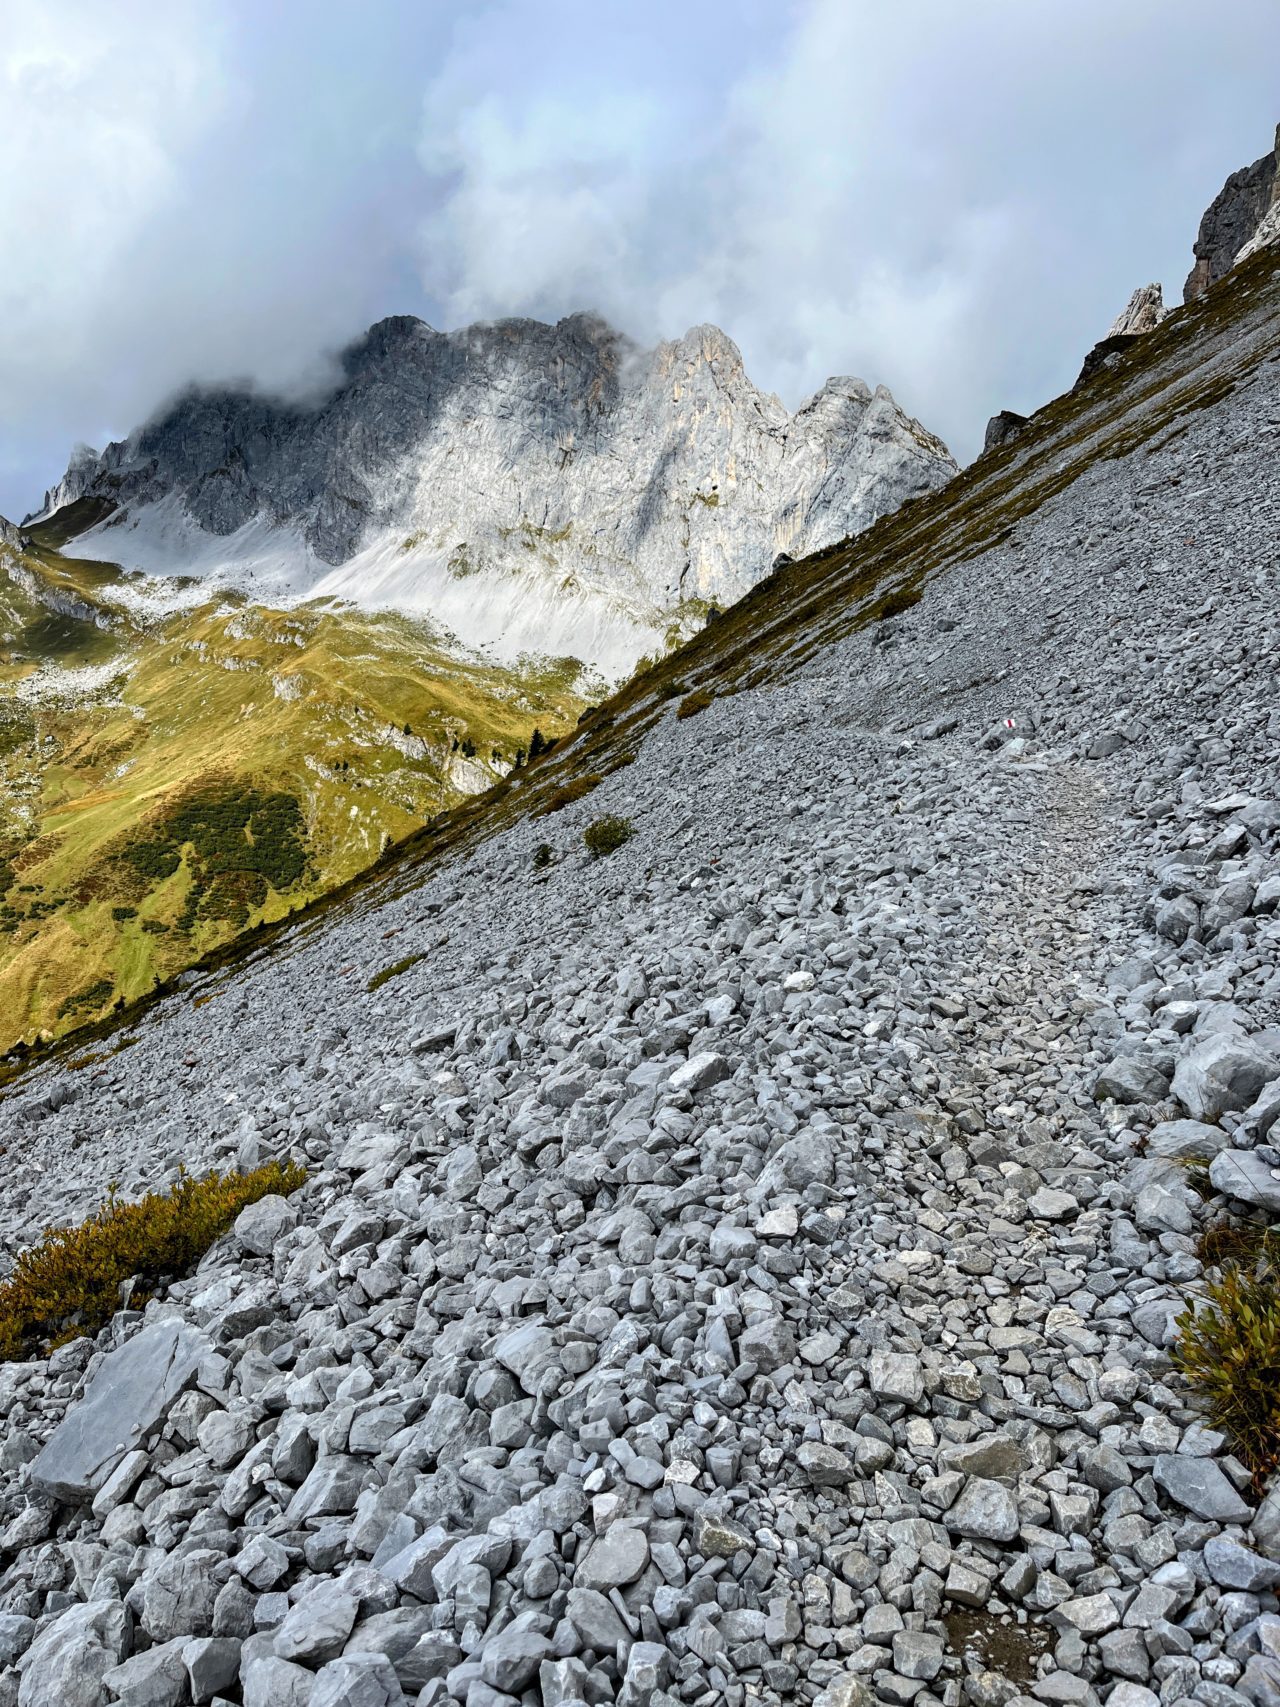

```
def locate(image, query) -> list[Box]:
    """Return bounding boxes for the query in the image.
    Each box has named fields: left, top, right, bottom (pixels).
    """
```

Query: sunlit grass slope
left=0, top=530, right=585, bottom=1050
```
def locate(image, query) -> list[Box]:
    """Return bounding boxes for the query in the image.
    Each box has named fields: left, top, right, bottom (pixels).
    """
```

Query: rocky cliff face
left=1184, top=123, right=1280, bottom=301
left=1106, top=282, right=1168, bottom=337
left=40, top=314, right=955, bottom=675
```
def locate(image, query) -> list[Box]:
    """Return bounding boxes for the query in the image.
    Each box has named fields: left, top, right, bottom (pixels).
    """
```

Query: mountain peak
left=41, top=310, right=955, bottom=674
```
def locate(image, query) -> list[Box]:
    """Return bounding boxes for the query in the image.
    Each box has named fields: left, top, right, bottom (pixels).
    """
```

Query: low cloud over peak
left=2, top=0, right=1277, bottom=517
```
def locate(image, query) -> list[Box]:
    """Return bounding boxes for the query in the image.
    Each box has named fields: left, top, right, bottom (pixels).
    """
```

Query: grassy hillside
left=0, top=527, right=586, bottom=1050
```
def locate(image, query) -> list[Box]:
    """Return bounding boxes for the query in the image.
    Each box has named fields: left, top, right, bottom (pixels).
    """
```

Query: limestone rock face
left=1107, top=283, right=1168, bottom=338
left=39, top=313, right=956, bottom=674
left=1184, top=123, right=1280, bottom=301
left=982, top=410, right=1029, bottom=453
left=1235, top=196, right=1280, bottom=268
left=0, top=512, right=24, bottom=550
left=33, top=443, right=101, bottom=522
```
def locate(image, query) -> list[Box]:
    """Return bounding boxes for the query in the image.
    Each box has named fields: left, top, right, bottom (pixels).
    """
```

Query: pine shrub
left=676, top=688, right=713, bottom=720
left=0, top=1161, right=306, bottom=1360
left=367, top=952, right=427, bottom=992
left=583, top=814, right=634, bottom=858
left=538, top=775, right=603, bottom=815
left=1175, top=1233, right=1280, bottom=1483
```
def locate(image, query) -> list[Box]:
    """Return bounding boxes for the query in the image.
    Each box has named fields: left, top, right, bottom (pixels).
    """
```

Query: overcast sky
left=1, top=0, right=1276, bottom=518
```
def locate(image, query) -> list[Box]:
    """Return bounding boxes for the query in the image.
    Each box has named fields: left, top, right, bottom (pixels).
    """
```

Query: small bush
left=0, top=1161, right=306, bottom=1360
left=1175, top=1245, right=1280, bottom=1484
left=532, top=843, right=554, bottom=869
left=57, top=978, right=115, bottom=1021
left=583, top=814, right=634, bottom=858
left=676, top=688, right=713, bottom=720
left=538, top=774, right=602, bottom=816
left=367, top=951, right=427, bottom=992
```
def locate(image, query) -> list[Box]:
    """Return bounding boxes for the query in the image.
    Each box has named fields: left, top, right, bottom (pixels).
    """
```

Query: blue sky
left=0, top=0, right=1277, bottom=517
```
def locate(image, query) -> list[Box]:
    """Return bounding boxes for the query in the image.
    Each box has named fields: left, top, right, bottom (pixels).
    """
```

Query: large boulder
left=1153, top=1454, right=1253, bottom=1523
left=29, top=1319, right=211, bottom=1504
left=139, top=1549, right=224, bottom=1643
left=1171, top=1033, right=1280, bottom=1123
left=17, top=1601, right=129, bottom=1707
left=1094, top=1055, right=1171, bottom=1105
left=1209, top=1149, right=1280, bottom=1215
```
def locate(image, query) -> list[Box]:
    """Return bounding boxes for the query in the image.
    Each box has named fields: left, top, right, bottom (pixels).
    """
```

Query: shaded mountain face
left=39, top=313, right=956, bottom=675
left=1184, top=122, right=1280, bottom=301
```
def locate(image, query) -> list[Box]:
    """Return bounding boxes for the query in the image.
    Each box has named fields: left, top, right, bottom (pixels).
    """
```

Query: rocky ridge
left=1106, top=289, right=1168, bottom=340
left=37, top=316, right=955, bottom=677
left=1184, top=125, right=1280, bottom=302
left=0, top=246, right=1278, bottom=1707
left=990, top=122, right=1279, bottom=457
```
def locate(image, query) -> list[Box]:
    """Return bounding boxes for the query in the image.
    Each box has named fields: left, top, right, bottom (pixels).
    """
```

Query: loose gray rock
left=574, top=1526, right=650, bottom=1591
left=1209, top=1148, right=1280, bottom=1213
left=1203, top=1536, right=1280, bottom=1592
left=29, top=1320, right=210, bottom=1503
left=947, top=1478, right=1020, bottom=1543
left=234, top=1192, right=298, bottom=1256
left=1172, top=1033, right=1280, bottom=1122
left=1153, top=1455, right=1254, bottom=1523
left=310, top=1653, right=405, bottom=1707
left=16, top=1602, right=129, bottom=1707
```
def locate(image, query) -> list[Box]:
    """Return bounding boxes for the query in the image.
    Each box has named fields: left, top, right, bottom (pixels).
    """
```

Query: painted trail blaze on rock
left=29, top=1319, right=210, bottom=1503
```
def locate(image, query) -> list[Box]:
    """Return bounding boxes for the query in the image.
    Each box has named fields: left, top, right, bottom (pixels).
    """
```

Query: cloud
left=0, top=1, right=448, bottom=517
left=0, top=4, right=228, bottom=509
left=0, top=7, right=222, bottom=339
left=1, top=0, right=1277, bottom=517
left=415, top=0, right=1280, bottom=459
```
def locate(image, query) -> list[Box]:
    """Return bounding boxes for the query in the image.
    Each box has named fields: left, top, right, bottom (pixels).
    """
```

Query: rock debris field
left=2, top=311, right=1280, bottom=1707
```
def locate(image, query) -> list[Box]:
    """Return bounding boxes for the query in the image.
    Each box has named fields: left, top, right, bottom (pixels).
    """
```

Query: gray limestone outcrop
left=35, top=314, right=956, bottom=674
left=1107, top=282, right=1168, bottom=337
left=1184, top=122, right=1280, bottom=301
left=981, top=409, right=1028, bottom=452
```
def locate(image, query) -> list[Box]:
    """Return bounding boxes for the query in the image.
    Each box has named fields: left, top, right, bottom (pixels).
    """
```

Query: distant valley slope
left=0, top=515, right=584, bottom=1052
left=39, top=313, right=956, bottom=676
